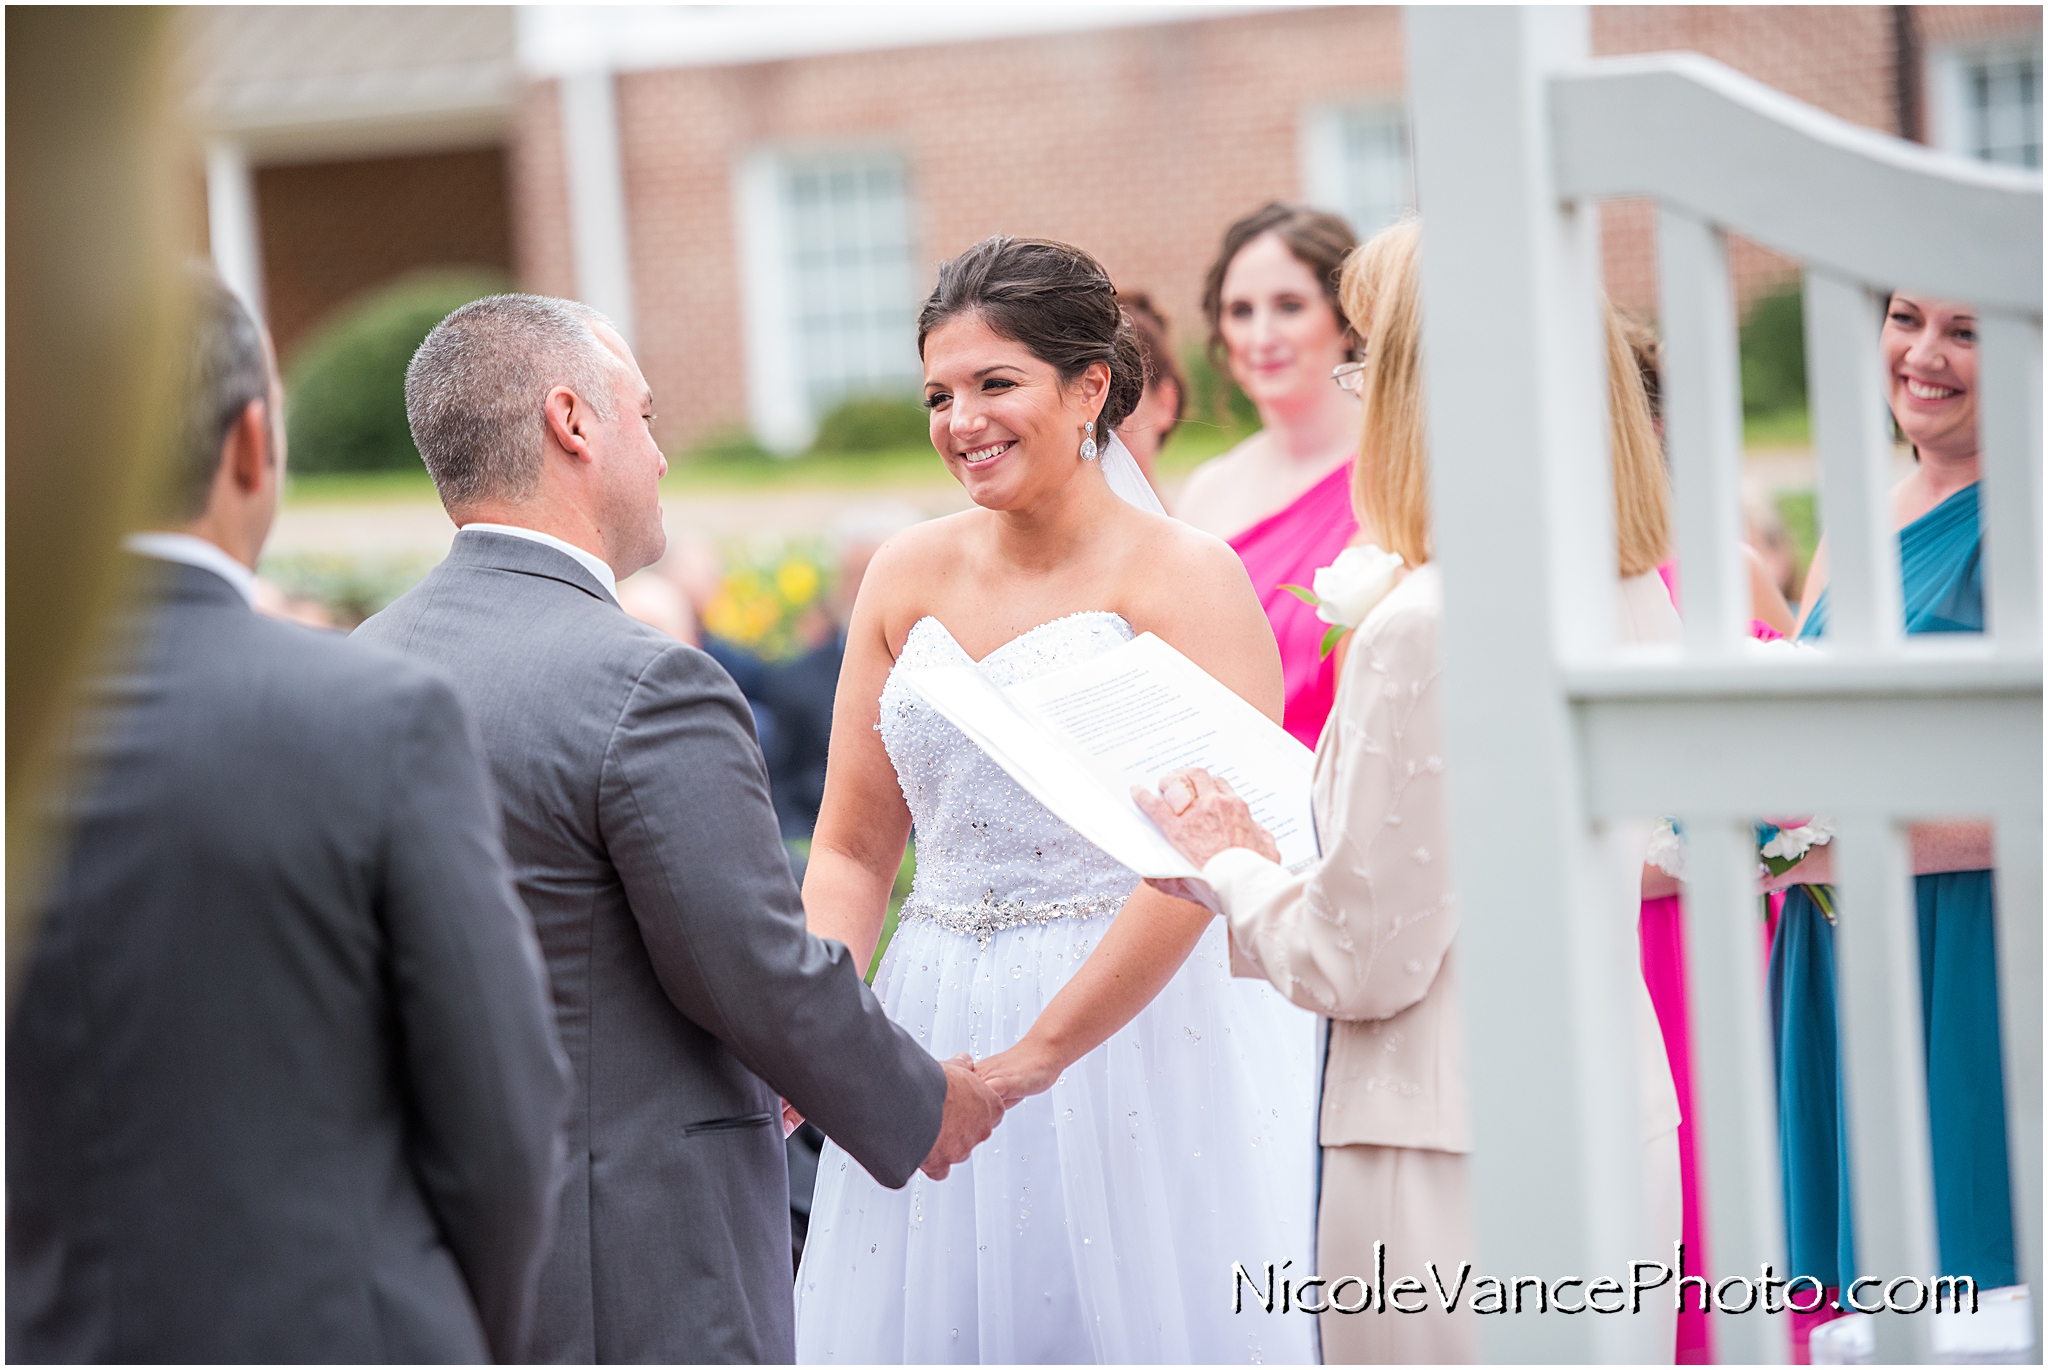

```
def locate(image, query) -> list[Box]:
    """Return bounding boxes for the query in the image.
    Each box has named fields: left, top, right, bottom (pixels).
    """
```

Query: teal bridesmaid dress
left=1768, top=482, right=2016, bottom=1293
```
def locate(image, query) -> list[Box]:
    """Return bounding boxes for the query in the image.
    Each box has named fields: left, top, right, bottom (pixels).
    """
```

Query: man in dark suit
left=6, top=269, right=573, bottom=1363
left=355, top=294, right=1004, bottom=1362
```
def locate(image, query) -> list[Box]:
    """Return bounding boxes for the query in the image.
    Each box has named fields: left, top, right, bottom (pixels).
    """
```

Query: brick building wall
left=507, top=5, right=2038, bottom=450
left=509, top=79, right=576, bottom=303
left=1593, top=6, right=1901, bottom=318
left=256, top=147, right=515, bottom=365
left=1592, top=5, right=2040, bottom=318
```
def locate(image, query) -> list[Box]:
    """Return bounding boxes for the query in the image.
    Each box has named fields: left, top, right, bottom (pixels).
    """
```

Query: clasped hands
left=925, top=769, right=1278, bottom=1178
left=919, top=1047, right=1062, bottom=1179
left=789, top=767, right=1276, bottom=1184
left=777, top=1050, right=1039, bottom=1183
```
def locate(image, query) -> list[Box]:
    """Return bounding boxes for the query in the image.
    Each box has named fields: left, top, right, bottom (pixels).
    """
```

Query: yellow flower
left=776, top=558, right=820, bottom=605
left=703, top=590, right=745, bottom=641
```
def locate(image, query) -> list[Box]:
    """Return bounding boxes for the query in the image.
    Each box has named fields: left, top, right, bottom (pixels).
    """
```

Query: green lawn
left=284, top=415, right=1811, bottom=527
left=1775, top=488, right=1819, bottom=573
left=285, top=468, right=439, bottom=505
left=656, top=419, right=1249, bottom=494
left=1744, top=407, right=1811, bottom=448
left=781, top=838, right=915, bottom=985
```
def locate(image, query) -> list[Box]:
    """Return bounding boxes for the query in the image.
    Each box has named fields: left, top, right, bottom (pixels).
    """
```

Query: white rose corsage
left=1281, top=544, right=1405, bottom=659
left=1646, top=817, right=1687, bottom=879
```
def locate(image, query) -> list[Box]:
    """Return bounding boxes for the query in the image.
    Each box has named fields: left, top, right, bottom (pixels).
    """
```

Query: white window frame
left=1928, top=35, right=2044, bottom=169
left=1299, top=98, right=1417, bottom=240
left=734, top=143, right=920, bottom=453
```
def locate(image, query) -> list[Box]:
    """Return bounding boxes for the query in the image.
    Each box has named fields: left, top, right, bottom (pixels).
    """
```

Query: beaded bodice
left=881, top=613, right=1140, bottom=942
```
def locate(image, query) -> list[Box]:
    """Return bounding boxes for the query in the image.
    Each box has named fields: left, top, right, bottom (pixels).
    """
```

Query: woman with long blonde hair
left=1135, top=217, right=1683, bottom=1364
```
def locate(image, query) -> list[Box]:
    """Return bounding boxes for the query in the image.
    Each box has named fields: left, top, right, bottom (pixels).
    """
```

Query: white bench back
left=1403, top=8, right=2042, bottom=1361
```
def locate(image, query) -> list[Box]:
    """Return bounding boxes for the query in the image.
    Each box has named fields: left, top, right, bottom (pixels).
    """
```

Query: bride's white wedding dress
left=794, top=611, right=1317, bottom=1365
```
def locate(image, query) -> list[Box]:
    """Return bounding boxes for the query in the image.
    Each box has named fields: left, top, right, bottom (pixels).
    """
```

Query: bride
left=793, top=237, right=1317, bottom=1365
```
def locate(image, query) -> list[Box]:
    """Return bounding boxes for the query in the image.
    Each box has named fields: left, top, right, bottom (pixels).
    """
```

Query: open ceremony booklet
left=901, top=632, right=1319, bottom=882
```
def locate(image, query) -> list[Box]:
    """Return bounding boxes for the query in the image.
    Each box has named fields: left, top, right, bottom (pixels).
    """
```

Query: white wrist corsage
left=1647, top=817, right=1687, bottom=879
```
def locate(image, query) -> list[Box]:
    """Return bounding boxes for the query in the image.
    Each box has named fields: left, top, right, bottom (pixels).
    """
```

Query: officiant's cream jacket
left=1202, top=565, right=1681, bottom=1153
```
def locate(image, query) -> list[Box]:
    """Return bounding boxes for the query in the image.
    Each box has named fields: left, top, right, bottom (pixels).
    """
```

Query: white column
left=558, top=68, right=637, bottom=348
left=1406, top=7, right=1658, bottom=1361
left=733, top=150, right=809, bottom=454
left=205, top=139, right=265, bottom=322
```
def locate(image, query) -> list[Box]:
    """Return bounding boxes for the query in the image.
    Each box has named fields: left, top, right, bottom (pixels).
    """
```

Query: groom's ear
left=542, top=385, right=597, bottom=466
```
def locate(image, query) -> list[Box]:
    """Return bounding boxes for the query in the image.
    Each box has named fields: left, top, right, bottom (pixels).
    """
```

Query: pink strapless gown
left=1227, top=461, right=1359, bottom=749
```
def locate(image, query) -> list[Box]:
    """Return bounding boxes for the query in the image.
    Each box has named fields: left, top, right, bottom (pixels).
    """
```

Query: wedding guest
left=355, top=293, right=1001, bottom=1361
left=1137, top=218, right=1683, bottom=1364
left=1768, top=291, right=2013, bottom=1340
left=1609, top=306, right=1715, bottom=1365
left=655, top=531, right=724, bottom=633
left=1746, top=493, right=1804, bottom=608
left=619, top=567, right=698, bottom=643
left=760, top=504, right=920, bottom=840
left=765, top=502, right=922, bottom=1271
left=1113, top=290, right=1185, bottom=501
left=1176, top=202, right=1362, bottom=747
left=1620, top=312, right=1797, bottom=636
left=252, top=575, right=339, bottom=629
left=7, top=267, right=572, bottom=1362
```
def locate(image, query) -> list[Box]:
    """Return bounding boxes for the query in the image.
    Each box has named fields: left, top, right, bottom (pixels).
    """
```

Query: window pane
left=779, top=151, right=921, bottom=419
left=1964, top=47, right=2043, bottom=169
left=1326, top=104, right=1415, bottom=238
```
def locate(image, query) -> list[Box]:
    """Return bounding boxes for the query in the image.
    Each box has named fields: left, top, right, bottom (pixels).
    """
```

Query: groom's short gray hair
left=405, top=293, right=627, bottom=510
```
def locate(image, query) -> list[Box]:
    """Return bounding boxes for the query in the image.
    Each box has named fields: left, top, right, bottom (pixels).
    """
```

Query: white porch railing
left=1405, top=8, right=2042, bottom=1362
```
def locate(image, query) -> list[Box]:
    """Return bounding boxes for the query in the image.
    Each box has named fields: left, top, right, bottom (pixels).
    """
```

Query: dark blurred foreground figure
left=355, top=294, right=1000, bottom=1361
left=6, top=269, right=573, bottom=1362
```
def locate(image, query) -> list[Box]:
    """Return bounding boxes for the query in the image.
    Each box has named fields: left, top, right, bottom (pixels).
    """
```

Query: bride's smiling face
left=922, top=312, right=1107, bottom=511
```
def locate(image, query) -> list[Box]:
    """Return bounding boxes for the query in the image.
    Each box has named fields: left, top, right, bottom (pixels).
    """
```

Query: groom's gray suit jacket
left=356, top=530, right=947, bottom=1363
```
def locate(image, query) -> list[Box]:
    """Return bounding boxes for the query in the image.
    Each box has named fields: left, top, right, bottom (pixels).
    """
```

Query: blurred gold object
left=6, top=8, right=185, bottom=992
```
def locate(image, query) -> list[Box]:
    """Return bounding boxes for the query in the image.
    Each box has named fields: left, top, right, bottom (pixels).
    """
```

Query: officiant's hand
left=1133, top=767, right=1281, bottom=880
left=921, top=1053, right=1004, bottom=1181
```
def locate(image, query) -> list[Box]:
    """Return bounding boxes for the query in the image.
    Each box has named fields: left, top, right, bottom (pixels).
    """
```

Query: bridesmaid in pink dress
left=1175, top=203, right=1362, bottom=748
left=1626, top=317, right=1800, bottom=1364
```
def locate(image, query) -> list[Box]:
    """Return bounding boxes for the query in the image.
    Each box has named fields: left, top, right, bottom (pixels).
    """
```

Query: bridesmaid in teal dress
left=1769, top=291, right=2015, bottom=1322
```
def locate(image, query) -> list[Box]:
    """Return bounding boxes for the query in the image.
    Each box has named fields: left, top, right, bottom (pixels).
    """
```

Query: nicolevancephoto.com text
left=1235, top=1244, right=1988, bottom=1319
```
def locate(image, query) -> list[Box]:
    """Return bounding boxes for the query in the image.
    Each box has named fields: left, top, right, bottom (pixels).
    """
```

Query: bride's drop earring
left=1079, top=421, right=1099, bottom=462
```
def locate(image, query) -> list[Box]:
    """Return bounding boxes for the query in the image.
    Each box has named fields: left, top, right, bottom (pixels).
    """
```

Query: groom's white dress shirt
left=124, top=532, right=258, bottom=609
left=460, top=523, right=619, bottom=603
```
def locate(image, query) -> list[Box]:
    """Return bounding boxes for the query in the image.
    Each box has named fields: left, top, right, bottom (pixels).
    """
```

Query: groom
left=356, top=295, right=1002, bottom=1362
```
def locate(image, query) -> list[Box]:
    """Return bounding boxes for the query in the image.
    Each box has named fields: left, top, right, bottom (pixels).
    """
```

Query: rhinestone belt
left=896, top=891, right=1127, bottom=947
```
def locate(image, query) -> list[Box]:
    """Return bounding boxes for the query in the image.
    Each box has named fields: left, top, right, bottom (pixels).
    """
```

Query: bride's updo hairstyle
left=917, top=237, right=1146, bottom=436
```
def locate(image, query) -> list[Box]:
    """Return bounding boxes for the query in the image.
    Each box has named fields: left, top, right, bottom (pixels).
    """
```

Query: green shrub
left=1181, top=346, right=1260, bottom=434
left=1739, top=283, right=1807, bottom=418
left=285, top=268, right=511, bottom=474
left=684, top=426, right=779, bottom=464
left=809, top=394, right=930, bottom=453
left=255, top=551, right=434, bottom=627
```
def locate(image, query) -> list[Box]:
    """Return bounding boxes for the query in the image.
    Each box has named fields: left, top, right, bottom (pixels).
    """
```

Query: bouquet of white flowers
left=1644, top=816, right=1837, bottom=920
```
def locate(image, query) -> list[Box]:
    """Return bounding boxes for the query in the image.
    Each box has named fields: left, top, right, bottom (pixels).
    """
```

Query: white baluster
left=1406, top=5, right=1645, bottom=1360
left=1804, top=273, right=1904, bottom=653
left=1677, top=817, right=1791, bottom=1362
left=1993, top=808, right=2044, bottom=1357
left=1832, top=814, right=1937, bottom=1363
left=1657, top=208, right=1750, bottom=656
left=1977, top=312, right=2043, bottom=652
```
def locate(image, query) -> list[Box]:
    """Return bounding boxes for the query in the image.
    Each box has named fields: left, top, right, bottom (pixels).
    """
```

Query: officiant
left=1135, top=218, right=1685, bottom=1365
